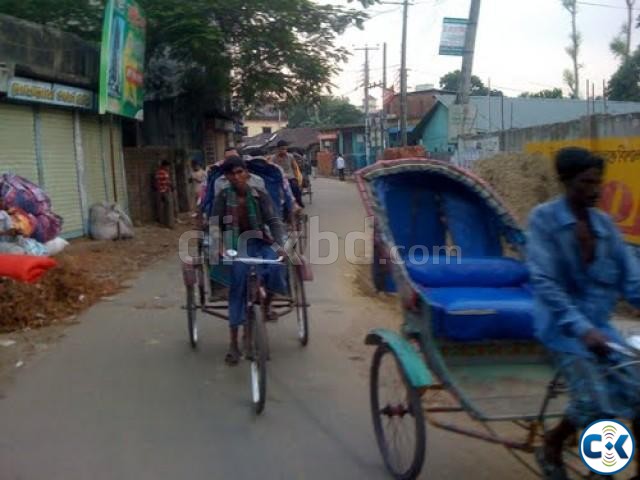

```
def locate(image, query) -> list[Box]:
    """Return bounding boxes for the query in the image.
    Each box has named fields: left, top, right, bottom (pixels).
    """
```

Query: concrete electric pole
left=457, top=0, right=481, bottom=107
left=356, top=45, right=379, bottom=165
left=455, top=0, right=481, bottom=139
left=381, top=42, right=388, bottom=151
left=400, top=0, right=409, bottom=146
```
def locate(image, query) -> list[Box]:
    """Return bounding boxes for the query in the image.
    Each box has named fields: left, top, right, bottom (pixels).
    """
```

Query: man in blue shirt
left=527, top=147, right=640, bottom=479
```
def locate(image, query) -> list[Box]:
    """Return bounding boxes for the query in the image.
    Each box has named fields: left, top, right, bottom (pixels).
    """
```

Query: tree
left=519, top=88, right=564, bottom=99
left=610, top=0, right=636, bottom=60
left=438, top=70, right=502, bottom=96
left=0, top=0, right=373, bottom=107
left=287, top=96, right=364, bottom=128
left=561, top=0, right=581, bottom=99
left=608, top=46, right=640, bottom=101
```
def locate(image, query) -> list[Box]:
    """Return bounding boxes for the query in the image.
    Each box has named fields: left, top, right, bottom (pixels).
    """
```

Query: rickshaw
left=356, top=158, right=640, bottom=479
left=183, top=157, right=311, bottom=414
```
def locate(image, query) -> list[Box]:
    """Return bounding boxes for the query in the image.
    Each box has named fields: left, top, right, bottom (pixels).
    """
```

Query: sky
left=326, top=0, right=638, bottom=106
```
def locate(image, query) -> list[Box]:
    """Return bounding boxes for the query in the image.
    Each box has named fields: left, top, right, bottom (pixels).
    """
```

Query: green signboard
left=99, top=0, right=146, bottom=120
left=439, top=17, right=468, bottom=56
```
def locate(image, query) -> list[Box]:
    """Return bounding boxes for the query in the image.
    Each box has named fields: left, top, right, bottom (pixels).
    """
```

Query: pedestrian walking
left=336, top=152, right=346, bottom=181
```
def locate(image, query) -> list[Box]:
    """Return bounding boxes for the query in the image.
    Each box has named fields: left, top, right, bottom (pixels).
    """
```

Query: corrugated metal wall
left=40, top=108, right=84, bottom=236
left=101, top=118, right=116, bottom=203
left=0, top=104, right=39, bottom=181
left=81, top=114, right=107, bottom=207
left=0, top=101, right=127, bottom=238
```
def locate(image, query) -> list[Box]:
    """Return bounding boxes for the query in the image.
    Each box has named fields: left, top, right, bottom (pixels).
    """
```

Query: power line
left=576, top=1, right=640, bottom=10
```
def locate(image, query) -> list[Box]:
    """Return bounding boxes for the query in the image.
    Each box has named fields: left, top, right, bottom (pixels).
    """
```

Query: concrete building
left=242, top=106, right=287, bottom=137
left=411, top=94, right=640, bottom=156
left=0, top=14, right=127, bottom=238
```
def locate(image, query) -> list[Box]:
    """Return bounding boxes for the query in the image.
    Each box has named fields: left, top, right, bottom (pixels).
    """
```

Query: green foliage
left=608, top=46, right=640, bottom=101
left=610, top=24, right=630, bottom=60
left=519, top=88, right=564, bottom=99
left=438, top=70, right=502, bottom=96
left=287, top=96, right=363, bottom=128
left=0, top=0, right=370, bottom=106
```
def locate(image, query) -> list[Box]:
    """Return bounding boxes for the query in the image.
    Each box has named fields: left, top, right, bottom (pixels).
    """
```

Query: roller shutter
left=0, top=103, right=38, bottom=182
left=40, top=108, right=83, bottom=236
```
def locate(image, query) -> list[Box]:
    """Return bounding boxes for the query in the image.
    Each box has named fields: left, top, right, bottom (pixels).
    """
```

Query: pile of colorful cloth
left=0, top=173, right=64, bottom=257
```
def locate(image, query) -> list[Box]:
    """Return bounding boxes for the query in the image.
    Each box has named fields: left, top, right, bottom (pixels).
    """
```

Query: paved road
left=0, top=178, right=533, bottom=480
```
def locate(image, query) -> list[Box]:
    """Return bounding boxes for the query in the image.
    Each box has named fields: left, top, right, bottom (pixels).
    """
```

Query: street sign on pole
left=439, top=17, right=468, bottom=56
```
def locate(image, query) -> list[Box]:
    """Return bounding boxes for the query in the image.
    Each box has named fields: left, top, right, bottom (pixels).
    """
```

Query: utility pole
left=456, top=0, right=481, bottom=137
left=400, top=0, right=409, bottom=146
left=381, top=42, right=388, bottom=151
left=355, top=45, right=379, bottom=165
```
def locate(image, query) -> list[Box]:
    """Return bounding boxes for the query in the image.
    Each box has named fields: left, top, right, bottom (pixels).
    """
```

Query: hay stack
left=471, top=153, right=561, bottom=225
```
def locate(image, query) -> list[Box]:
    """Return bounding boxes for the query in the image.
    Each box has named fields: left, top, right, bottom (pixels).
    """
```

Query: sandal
left=224, top=348, right=241, bottom=366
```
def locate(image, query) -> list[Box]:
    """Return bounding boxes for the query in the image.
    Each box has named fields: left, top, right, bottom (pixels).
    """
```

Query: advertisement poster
left=525, top=138, right=640, bottom=245
left=99, top=0, right=146, bottom=120
left=439, top=17, right=468, bottom=56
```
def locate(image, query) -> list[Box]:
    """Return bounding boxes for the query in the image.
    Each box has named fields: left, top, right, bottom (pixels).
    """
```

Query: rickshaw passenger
left=527, top=147, right=640, bottom=479
left=244, top=151, right=299, bottom=219
left=270, top=140, right=305, bottom=208
left=211, top=156, right=287, bottom=366
left=213, top=148, right=267, bottom=195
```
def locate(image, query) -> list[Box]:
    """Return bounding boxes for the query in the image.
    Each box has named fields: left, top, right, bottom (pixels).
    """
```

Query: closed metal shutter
left=81, top=114, right=107, bottom=207
left=101, top=118, right=116, bottom=202
left=40, top=108, right=83, bottom=236
left=111, top=120, right=128, bottom=210
left=0, top=103, right=38, bottom=182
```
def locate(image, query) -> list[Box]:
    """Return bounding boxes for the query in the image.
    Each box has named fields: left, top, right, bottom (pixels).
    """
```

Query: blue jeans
left=228, top=239, right=287, bottom=328
left=554, top=352, right=640, bottom=427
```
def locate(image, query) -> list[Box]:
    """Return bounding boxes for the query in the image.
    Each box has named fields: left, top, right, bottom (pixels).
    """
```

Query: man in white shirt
left=335, top=152, right=346, bottom=181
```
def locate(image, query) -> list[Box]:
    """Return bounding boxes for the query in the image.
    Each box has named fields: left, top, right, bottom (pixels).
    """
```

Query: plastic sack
left=45, top=237, right=69, bottom=256
left=89, top=202, right=135, bottom=241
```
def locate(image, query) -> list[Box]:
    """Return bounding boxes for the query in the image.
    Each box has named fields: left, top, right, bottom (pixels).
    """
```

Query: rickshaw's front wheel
left=186, top=285, right=198, bottom=349
left=370, top=344, right=426, bottom=480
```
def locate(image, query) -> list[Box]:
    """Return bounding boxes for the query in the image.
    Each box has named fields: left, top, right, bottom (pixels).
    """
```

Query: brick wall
left=317, top=150, right=333, bottom=176
left=124, top=147, right=176, bottom=224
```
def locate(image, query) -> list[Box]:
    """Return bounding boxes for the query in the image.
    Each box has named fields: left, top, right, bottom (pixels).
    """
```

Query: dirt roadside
left=0, top=219, right=193, bottom=389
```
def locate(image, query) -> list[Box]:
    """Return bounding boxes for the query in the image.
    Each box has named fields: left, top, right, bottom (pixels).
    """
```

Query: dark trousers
left=338, top=168, right=345, bottom=181
left=156, top=191, right=176, bottom=228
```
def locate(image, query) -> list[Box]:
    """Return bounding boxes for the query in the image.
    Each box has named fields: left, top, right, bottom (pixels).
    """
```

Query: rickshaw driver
left=211, top=156, right=288, bottom=366
left=527, top=147, right=640, bottom=480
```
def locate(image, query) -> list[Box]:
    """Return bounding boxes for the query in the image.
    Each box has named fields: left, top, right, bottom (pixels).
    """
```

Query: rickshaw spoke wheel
left=249, top=304, right=268, bottom=415
left=186, top=285, right=198, bottom=348
left=293, top=265, right=309, bottom=346
left=371, top=344, right=426, bottom=480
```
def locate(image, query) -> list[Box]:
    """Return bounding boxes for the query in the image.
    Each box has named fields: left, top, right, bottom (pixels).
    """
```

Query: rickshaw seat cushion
left=421, top=286, right=535, bottom=341
left=405, top=256, right=529, bottom=288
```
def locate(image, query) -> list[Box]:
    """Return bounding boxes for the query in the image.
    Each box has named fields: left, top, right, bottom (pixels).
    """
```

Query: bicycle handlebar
left=606, top=342, right=640, bottom=359
left=222, top=256, right=285, bottom=266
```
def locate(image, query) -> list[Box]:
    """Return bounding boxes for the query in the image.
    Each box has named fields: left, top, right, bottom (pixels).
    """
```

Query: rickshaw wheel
left=370, top=344, right=426, bottom=480
left=293, top=265, right=309, bottom=346
left=186, top=285, right=198, bottom=348
left=249, top=304, right=268, bottom=415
